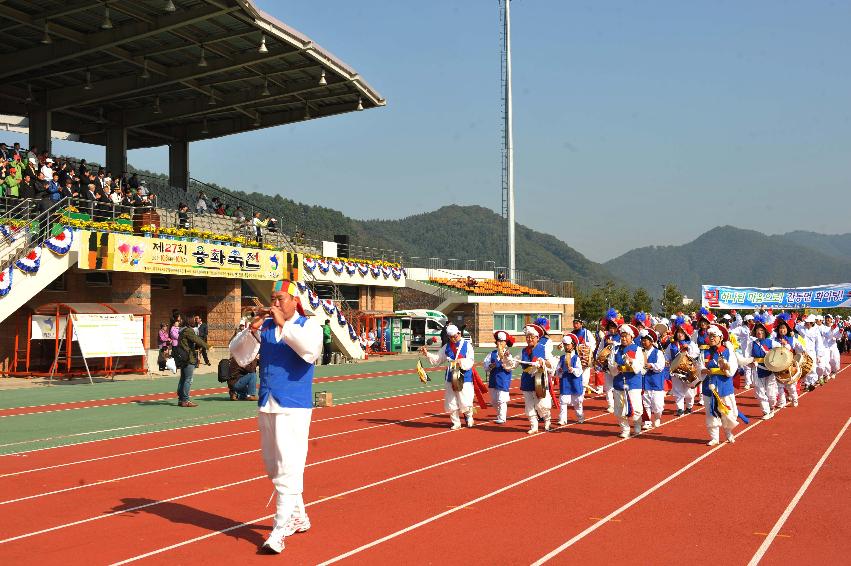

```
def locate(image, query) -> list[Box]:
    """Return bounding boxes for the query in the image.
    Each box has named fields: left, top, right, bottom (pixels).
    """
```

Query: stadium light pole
left=503, top=0, right=516, bottom=282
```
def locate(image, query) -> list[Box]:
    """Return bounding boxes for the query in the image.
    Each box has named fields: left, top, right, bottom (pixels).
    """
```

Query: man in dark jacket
left=176, top=320, right=213, bottom=407
left=194, top=314, right=211, bottom=366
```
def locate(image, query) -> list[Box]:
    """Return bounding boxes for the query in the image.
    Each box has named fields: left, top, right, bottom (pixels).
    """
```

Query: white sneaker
left=283, top=514, right=311, bottom=537
left=263, top=527, right=286, bottom=554
left=619, top=430, right=630, bottom=439
left=558, top=419, right=567, bottom=426
left=642, top=421, right=653, bottom=430
left=606, top=406, right=614, bottom=414
left=792, top=400, right=798, bottom=407
left=762, top=412, right=773, bottom=421
left=706, top=439, right=719, bottom=446
left=544, top=419, right=551, bottom=431
left=726, top=434, right=736, bottom=444
left=578, top=415, right=584, bottom=423
left=466, top=415, right=474, bottom=428
left=653, top=419, right=661, bottom=428
left=777, top=403, right=787, bottom=410
left=633, top=422, right=642, bottom=436
left=450, top=423, right=461, bottom=430
left=527, top=428, right=538, bottom=435
left=494, top=419, right=505, bottom=424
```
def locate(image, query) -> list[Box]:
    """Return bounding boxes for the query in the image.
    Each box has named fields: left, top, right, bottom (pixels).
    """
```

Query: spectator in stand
left=57, top=161, right=69, bottom=186
left=252, top=211, right=271, bottom=246
left=25, top=156, right=39, bottom=180
left=2, top=166, right=19, bottom=197
left=0, top=142, right=9, bottom=161
left=19, top=171, right=35, bottom=200
left=267, top=217, right=278, bottom=234
left=78, top=158, right=88, bottom=178
left=234, top=206, right=246, bottom=222
left=109, top=185, right=122, bottom=205
left=177, top=203, right=190, bottom=228
left=196, top=191, right=208, bottom=215
left=40, top=157, right=54, bottom=180
left=60, top=178, right=76, bottom=200
left=128, top=173, right=140, bottom=191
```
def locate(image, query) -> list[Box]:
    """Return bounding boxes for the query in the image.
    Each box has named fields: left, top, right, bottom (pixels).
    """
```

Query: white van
left=395, top=309, right=470, bottom=348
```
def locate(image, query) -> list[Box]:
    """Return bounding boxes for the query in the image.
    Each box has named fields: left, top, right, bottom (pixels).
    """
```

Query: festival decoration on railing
left=321, top=299, right=336, bottom=315
left=317, top=259, right=330, bottom=274
left=14, top=247, right=42, bottom=274
left=307, top=288, right=320, bottom=310
left=391, top=267, right=403, bottom=280
left=336, top=309, right=347, bottom=326
left=301, top=255, right=405, bottom=283
left=381, top=266, right=391, bottom=279
left=303, top=257, right=318, bottom=272
left=297, top=281, right=308, bottom=294
left=0, top=266, right=12, bottom=297
left=0, top=223, right=28, bottom=242
left=331, top=260, right=344, bottom=274
left=349, top=324, right=360, bottom=342
left=59, top=215, right=132, bottom=234
left=345, top=261, right=357, bottom=275
left=45, top=227, right=74, bottom=255
left=370, top=265, right=381, bottom=278
left=357, top=263, right=369, bottom=276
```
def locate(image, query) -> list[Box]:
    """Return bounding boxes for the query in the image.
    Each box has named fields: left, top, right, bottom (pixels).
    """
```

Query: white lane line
left=0, top=397, right=442, bottom=478
left=747, top=416, right=851, bottom=566
left=0, top=387, right=445, bottom=457
left=1, top=402, right=530, bottom=546
left=104, top=409, right=623, bottom=565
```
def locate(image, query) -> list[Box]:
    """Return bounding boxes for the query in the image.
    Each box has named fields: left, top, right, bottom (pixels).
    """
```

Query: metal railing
left=297, top=235, right=403, bottom=264
left=0, top=197, right=72, bottom=272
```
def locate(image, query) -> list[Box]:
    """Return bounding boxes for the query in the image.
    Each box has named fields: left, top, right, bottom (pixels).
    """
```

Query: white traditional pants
left=671, top=376, right=696, bottom=411
left=581, top=367, right=592, bottom=389
left=754, top=373, right=778, bottom=415
left=445, top=381, right=474, bottom=426
left=642, top=389, right=665, bottom=424
left=816, top=353, right=830, bottom=379
left=604, top=372, right=614, bottom=409
left=705, top=392, right=739, bottom=442
left=613, top=388, right=643, bottom=435
left=490, top=388, right=510, bottom=422
left=523, top=390, right=551, bottom=431
left=776, top=378, right=799, bottom=407
left=742, top=364, right=753, bottom=388
left=258, top=408, right=312, bottom=528
left=559, top=392, right=584, bottom=423
left=829, top=346, right=840, bottom=376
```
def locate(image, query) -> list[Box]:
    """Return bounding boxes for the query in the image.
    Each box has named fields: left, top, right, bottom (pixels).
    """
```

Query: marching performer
left=519, top=323, right=554, bottom=434
left=697, top=323, right=740, bottom=446
left=556, top=334, right=585, bottom=424
left=750, top=315, right=779, bottom=420
left=795, top=314, right=824, bottom=391
left=640, top=328, right=667, bottom=429
left=730, top=314, right=755, bottom=389
left=607, top=324, right=646, bottom=438
left=229, top=280, right=323, bottom=554
left=595, top=308, right=623, bottom=413
left=665, top=318, right=700, bottom=416
left=482, top=331, right=517, bottom=424
left=692, top=308, right=715, bottom=405
left=420, top=324, right=476, bottom=430
left=820, top=314, right=842, bottom=381
left=571, top=316, right=597, bottom=391
left=772, top=314, right=802, bottom=409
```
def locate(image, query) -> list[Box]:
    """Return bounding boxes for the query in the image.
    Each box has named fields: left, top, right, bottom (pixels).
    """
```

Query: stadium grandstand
left=0, top=0, right=574, bottom=377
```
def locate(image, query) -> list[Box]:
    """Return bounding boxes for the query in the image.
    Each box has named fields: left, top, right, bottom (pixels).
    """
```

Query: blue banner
left=702, top=283, right=851, bottom=310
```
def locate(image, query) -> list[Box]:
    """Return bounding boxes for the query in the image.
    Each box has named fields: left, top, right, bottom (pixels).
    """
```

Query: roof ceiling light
left=41, top=23, right=52, bottom=45
left=139, top=58, right=150, bottom=79
left=207, top=91, right=217, bottom=106
left=318, top=69, right=327, bottom=86
left=83, top=70, right=93, bottom=90
left=153, top=96, right=161, bottom=114
left=25, top=84, right=34, bottom=103
left=101, top=3, right=113, bottom=30
left=304, top=103, right=311, bottom=120
left=253, top=112, right=261, bottom=127
left=198, top=45, right=208, bottom=67
left=258, top=34, right=268, bottom=54
left=201, top=118, right=209, bottom=134
left=356, top=97, right=363, bottom=111
left=261, top=76, right=270, bottom=96
left=163, top=0, right=176, bottom=13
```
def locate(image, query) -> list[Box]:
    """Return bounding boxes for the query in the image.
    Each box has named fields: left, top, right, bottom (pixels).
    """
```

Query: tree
left=660, top=283, right=684, bottom=316
left=630, top=287, right=654, bottom=315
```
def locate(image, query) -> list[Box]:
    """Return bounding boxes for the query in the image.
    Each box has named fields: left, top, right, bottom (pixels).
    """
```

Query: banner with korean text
left=702, top=283, right=851, bottom=310
left=77, top=231, right=287, bottom=280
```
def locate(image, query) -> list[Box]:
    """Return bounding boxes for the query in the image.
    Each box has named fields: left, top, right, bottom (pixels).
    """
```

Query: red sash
left=450, top=340, right=488, bottom=409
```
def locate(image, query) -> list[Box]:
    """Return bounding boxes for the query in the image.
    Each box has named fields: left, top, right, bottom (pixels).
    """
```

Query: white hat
left=706, top=325, right=724, bottom=337
left=46, top=157, right=54, bottom=163
left=744, top=314, right=754, bottom=321
left=445, top=324, right=459, bottom=337
left=722, top=314, right=731, bottom=320
left=619, top=324, right=635, bottom=338
left=825, top=313, right=834, bottom=319
left=815, top=314, right=824, bottom=321
left=561, top=334, right=575, bottom=345
left=495, top=331, right=509, bottom=342
left=523, top=325, right=542, bottom=337
left=804, top=314, right=816, bottom=323
left=639, top=329, right=651, bottom=338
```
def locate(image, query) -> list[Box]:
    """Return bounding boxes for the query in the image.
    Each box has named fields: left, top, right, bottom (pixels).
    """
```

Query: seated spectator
left=195, top=191, right=208, bottom=215
left=177, top=203, right=190, bottom=228
left=227, top=354, right=258, bottom=401
left=234, top=206, right=246, bottom=222
left=158, top=345, right=177, bottom=374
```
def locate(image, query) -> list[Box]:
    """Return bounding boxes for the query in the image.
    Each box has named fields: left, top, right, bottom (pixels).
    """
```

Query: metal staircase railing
left=0, top=197, right=72, bottom=272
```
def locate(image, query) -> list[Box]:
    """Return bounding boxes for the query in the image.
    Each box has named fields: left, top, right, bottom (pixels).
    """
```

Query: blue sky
left=16, top=0, right=851, bottom=261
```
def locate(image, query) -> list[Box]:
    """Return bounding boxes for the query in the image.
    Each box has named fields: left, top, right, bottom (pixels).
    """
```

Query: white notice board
left=70, top=314, right=146, bottom=358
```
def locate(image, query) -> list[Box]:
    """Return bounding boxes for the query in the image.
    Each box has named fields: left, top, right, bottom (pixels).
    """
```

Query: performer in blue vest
left=664, top=319, right=700, bottom=416
left=639, top=328, right=667, bottom=429
left=607, top=324, right=646, bottom=438
left=698, top=323, right=740, bottom=445
left=556, top=333, right=585, bottom=425
left=571, top=316, right=597, bottom=391
left=749, top=315, right=779, bottom=420
left=420, top=324, right=476, bottom=430
left=482, top=330, right=517, bottom=424
left=595, top=308, right=623, bottom=414
left=771, top=314, right=802, bottom=409
left=519, top=323, right=554, bottom=434
left=229, top=280, right=323, bottom=554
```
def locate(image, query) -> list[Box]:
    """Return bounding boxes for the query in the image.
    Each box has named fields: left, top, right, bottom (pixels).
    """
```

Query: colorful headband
left=273, top=280, right=297, bottom=295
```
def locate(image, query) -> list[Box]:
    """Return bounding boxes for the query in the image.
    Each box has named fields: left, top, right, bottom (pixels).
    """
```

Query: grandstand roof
left=0, top=0, right=385, bottom=149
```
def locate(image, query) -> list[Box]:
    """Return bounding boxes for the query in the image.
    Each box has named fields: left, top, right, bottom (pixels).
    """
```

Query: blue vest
left=257, top=317, right=315, bottom=409
left=487, top=350, right=512, bottom=391
left=519, top=343, right=546, bottom=392
left=612, top=344, right=643, bottom=391
left=444, top=340, right=473, bottom=383
left=701, top=346, right=735, bottom=397
left=643, top=348, right=667, bottom=391
left=558, top=353, right=583, bottom=395
left=696, top=329, right=709, bottom=351
left=667, top=339, right=691, bottom=359
left=574, top=327, right=590, bottom=344
left=750, top=338, right=773, bottom=379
